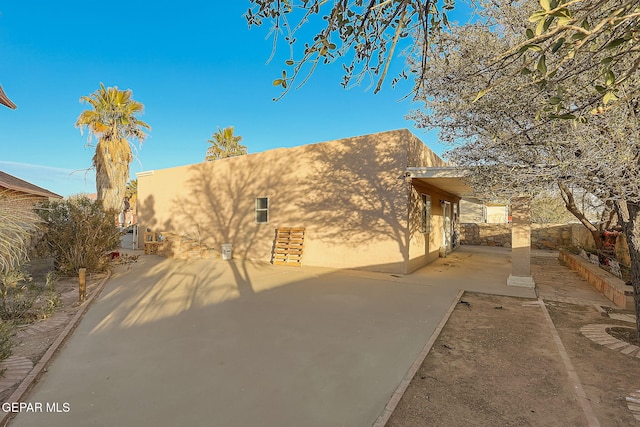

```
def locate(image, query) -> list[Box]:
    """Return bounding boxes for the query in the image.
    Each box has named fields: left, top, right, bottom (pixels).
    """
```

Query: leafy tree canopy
left=495, top=0, right=640, bottom=117
left=246, top=0, right=455, bottom=98
left=247, top=0, right=639, bottom=114
left=408, top=0, right=640, bottom=336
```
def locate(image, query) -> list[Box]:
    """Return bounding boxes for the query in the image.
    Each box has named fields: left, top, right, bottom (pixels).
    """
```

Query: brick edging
left=580, top=324, right=640, bottom=358
left=0, top=270, right=112, bottom=427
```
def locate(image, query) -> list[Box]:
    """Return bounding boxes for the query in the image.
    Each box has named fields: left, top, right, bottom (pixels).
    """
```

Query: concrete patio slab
left=9, top=246, right=533, bottom=426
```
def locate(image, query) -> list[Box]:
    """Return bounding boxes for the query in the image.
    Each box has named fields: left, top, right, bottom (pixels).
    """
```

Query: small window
left=421, top=194, right=431, bottom=233
left=256, top=197, right=269, bottom=223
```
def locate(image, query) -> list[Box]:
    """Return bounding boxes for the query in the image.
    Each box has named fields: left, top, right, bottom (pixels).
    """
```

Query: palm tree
left=126, top=179, right=138, bottom=206
left=76, top=83, right=150, bottom=212
left=205, top=126, right=247, bottom=161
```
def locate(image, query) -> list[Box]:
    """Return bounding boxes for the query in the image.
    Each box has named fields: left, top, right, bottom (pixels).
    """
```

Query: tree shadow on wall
left=297, top=133, right=417, bottom=268
left=169, top=157, right=298, bottom=296
left=139, top=193, right=177, bottom=237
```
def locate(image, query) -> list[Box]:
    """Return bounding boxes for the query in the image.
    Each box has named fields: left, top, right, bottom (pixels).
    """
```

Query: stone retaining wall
left=459, top=223, right=512, bottom=248
left=460, top=222, right=631, bottom=267
left=459, top=223, right=573, bottom=250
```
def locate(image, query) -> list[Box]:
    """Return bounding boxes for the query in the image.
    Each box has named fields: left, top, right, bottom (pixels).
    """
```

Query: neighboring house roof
left=0, top=170, right=62, bottom=199
left=0, top=85, right=17, bottom=109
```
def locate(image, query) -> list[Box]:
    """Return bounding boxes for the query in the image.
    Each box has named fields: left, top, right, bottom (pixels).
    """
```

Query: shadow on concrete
left=13, top=245, right=536, bottom=427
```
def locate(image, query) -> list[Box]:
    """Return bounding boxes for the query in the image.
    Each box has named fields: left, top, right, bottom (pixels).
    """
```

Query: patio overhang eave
left=406, top=166, right=482, bottom=203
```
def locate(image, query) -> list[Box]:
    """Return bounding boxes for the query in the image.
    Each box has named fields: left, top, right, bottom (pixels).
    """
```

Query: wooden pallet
left=273, top=227, right=305, bottom=267
left=143, top=232, right=161, bottom=255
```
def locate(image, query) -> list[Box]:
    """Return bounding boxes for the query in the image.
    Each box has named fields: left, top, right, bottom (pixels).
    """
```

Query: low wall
left=559, top=249, right=634, bottom=310
left=459, top=223, right=511, bottom=247
left=460, top=223, right=631, bottom=267
left=156, top=232, right=220, bottom=260
left=562, top=225, right=631, bottom=267
left=459, top=223, right=572, bottom=250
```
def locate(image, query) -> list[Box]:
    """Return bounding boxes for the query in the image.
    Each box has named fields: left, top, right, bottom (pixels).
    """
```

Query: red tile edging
left=0, top=270, right=112, bottom=427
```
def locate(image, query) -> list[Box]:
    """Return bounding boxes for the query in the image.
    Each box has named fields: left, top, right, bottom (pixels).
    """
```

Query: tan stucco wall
left=460, top=200, right=508, bottom=223
left=138, top=130, right=449, bottom=273
left=407, top=183, right=459, bottom=271
left=486, top=206, right=508, bottom=223
left=460, top=200, right=483, bottom=223
left=405, top=134, right=454, bottom=272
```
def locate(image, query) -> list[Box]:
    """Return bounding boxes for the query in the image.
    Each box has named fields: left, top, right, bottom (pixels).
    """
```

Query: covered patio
left=407, top=166, right=536, bottom=289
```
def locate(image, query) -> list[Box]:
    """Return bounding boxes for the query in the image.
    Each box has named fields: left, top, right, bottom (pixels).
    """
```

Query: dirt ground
left=387, top=292, right=640, bottom=426
left=0, top=259, right=107, bottom=403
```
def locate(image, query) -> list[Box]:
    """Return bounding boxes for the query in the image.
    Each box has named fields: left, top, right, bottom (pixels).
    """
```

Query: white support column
left=507, top=197, right=535, bottom=288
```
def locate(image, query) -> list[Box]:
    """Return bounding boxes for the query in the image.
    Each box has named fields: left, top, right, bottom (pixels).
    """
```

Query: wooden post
left=79, top=268, right=87, bottom=302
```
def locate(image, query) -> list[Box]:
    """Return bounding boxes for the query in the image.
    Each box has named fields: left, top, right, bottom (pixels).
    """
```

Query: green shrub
left=0, top=291, right=35, bottom=322
left=33, top=272, right=60, bottom=319
left=43, top=292, right=61, bottom=317
left=38, top=196, right=122, bottom=274
left=0, top=269, right=35, bottom=322
left=0, top=266, right=63, bottom=322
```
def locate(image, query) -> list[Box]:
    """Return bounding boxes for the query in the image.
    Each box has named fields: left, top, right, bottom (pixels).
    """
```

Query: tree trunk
left=619, top=202, right=640, bottom=339
left=94, top=139, right=131, bottom=213
left=557, top=182, right=605, bottom=249
left=600, top=200, right=618, bottom=230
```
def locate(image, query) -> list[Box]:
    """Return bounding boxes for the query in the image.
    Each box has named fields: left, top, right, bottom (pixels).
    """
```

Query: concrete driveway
left=11, top=246, right=533, bottom=426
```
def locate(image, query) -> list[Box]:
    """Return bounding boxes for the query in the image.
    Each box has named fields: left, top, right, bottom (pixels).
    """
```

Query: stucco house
left=0, top=170, right=62, bottom=208
left=137, top=130, right=469, bottom=274
left=460, top=200, right=510, bottom=223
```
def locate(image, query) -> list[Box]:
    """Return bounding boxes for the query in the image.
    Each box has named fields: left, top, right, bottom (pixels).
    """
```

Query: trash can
left=221, top=244, right=232, bottom=260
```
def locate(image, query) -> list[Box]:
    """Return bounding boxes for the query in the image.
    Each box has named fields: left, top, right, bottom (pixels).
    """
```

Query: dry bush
left=0, top=320, right=13, bottom=364
left=0, top=191, right=41, bottom=276
left=38, top=196, right=122, bottom=274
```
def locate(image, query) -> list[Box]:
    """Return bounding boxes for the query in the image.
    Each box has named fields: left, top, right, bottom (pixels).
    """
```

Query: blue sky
left=0, top=1, right=453, bottom=197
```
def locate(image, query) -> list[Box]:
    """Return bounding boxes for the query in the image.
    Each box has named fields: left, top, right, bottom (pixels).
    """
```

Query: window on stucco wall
left=421, top=194, right=431, bottom=233
left=256, top=197, right=269, bottom=223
